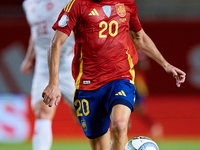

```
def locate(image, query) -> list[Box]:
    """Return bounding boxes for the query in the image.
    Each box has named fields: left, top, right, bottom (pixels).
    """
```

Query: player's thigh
left=59, top=69, right=75, bottom=107
left=108, top=79, right=135, bottom=130
left=74, top=89, right=111, bottom=139
left=31, top=56, right=49, bottom=108
left=31, top=71, right=48, bottom=107
left=110, top=104, right=131, bottom=128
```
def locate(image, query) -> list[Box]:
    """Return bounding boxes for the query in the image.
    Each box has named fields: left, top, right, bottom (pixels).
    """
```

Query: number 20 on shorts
left=74, top=99, right=90, bottom=117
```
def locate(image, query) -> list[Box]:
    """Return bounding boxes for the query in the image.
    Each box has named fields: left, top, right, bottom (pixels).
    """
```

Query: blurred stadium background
left=0, top=0, right=200, bottom=149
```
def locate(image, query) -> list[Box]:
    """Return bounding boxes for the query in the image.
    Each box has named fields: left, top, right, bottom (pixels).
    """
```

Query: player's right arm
left=20, top=35, right=35, bottom=74
left=42, top=30, right=68, bottom=107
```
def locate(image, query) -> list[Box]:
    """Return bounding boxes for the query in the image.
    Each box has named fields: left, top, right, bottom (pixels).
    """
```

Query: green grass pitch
left=0, top=139, right=200, bottom=150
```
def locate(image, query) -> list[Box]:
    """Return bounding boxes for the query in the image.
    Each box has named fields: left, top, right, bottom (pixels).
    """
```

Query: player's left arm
left=129, top=29, right=186, bottom=87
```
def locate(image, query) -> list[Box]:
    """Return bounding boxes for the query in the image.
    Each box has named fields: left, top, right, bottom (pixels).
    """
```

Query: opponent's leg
left=110, top=104, right=131, bottom=150
left=32, top=100, right=56, bottom=150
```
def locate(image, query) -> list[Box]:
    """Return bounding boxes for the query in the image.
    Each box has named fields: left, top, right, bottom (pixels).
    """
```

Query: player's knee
left=35, top=109, right=52, bottom=119
left=112, top=119, right=127, bottom=138
left=34, top=101, right=56, bottom=120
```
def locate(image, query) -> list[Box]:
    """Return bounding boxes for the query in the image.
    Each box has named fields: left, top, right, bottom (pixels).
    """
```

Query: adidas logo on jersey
left=89, top=9, right=99, bottom=16
left=115, top=90, right=127, bottom=96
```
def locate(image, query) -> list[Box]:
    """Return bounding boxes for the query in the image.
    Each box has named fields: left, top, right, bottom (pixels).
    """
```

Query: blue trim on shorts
left=109, top=98, right=133, bottom=115
left=87, top=129, right=108, bottom=139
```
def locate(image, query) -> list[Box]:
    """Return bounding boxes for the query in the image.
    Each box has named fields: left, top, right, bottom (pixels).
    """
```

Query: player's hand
left=20, top=59, right=34, bottom=74
left=42, top=84, right=61, bottom=107
left=164, top=64, right=186, bottom=87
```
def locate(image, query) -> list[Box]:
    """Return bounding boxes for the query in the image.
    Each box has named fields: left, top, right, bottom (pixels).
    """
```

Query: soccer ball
left=124, top=136, right=159, bottom=150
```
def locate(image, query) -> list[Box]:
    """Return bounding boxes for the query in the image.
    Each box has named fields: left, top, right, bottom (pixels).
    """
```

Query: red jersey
left=53, top=0, right=142, bottom=90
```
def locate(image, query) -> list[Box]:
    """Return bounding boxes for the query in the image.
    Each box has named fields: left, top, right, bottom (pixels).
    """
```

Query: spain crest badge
left=115, top=3, right=126, bottom=17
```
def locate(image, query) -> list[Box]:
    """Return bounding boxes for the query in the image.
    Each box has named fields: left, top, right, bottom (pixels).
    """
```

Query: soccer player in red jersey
left=42, top=0, right=186, bottom=149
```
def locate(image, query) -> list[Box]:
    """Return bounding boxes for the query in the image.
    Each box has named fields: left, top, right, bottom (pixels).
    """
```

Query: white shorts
left=31, top=53, right=75, bottom=107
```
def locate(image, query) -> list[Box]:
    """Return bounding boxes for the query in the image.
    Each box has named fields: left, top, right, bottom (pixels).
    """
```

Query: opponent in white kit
left=20, top=0, right=75, bottom=150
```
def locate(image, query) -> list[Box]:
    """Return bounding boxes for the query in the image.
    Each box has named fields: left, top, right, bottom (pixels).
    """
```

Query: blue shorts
left=135, top=90, right=142, bottom=105
left=73, top=79, right=136, bottom=139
